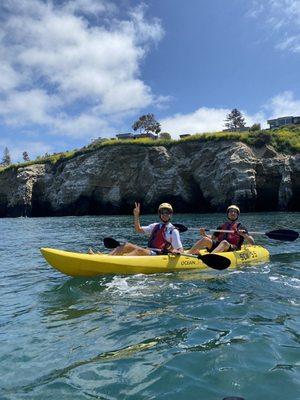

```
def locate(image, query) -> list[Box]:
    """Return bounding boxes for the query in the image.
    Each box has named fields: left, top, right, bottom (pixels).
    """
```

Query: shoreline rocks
left=0, top=141, right=299, bottom=217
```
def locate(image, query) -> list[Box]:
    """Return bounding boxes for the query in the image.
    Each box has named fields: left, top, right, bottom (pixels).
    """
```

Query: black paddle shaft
left=173, top=224, right=299, bottom=242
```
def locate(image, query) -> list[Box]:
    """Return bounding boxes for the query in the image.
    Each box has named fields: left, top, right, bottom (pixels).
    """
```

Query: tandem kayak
left=40, top=245, right=269, bottom=277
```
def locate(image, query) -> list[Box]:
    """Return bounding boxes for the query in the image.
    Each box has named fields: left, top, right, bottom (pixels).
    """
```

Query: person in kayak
left=88, top=202, right=184, bottom=256
left=109, top=202, right=184, bottom=256
left=188, top=205, right=254, bottom=254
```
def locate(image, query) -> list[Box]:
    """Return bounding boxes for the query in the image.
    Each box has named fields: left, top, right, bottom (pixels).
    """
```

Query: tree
left=159, top=132, right=172, bottom=140
left=224, top=108, right=246, bottom=130
left=132, top=113, right=161, bottom=134
left=1, top=147, right=11, bottom=166
left=249, top=123, right=261, bottom=132
left=23, top=151, right=30, bottom=162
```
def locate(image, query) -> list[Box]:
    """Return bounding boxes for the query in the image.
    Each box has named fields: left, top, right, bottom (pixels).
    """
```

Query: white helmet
left=227, top=205, right=240, bottom=214
left=158, top=203, right=173, bottom=212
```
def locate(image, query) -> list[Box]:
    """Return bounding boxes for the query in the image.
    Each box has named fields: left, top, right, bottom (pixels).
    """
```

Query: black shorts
left=207, top=240, right=239, bottom=253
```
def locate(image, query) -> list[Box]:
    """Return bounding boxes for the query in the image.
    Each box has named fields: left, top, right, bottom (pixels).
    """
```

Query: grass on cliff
left=0, top=127, right=299, bottom=174
left=180, top=127, right=300, bottom=153
left=86, top=127, right=300, bottom=154
left=0, top=150, right=77, bottom=173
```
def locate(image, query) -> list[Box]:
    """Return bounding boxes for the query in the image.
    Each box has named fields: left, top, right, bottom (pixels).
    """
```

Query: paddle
left=223, top=397, right=245, bottom=400
left=104, top=237, right=124, bottom=249
left=173, top=223, right=299, bottom=242
left=180, top=252, right=230, bottom=270
left=103, top=237, right=230, bottom=270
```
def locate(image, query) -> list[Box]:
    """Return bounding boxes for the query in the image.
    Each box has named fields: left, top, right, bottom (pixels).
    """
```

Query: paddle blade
left=199, top=254, right=231, bottom=270
left=266, top=229, right=299, bottom=242
left=173, top=223, right=188, bottom=232
left=103, top=237, right=121, bottom=249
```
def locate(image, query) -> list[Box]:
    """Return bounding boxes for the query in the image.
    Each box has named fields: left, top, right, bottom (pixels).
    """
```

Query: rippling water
left=1, top=213, right=299, bottom=400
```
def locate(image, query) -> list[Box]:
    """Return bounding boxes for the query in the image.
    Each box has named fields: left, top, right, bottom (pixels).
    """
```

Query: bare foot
left=88, top=247, right=94, bottom=255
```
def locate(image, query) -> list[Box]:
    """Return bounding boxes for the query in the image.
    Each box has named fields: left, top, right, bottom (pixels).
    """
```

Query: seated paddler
left=108, top=202, right=184, bottom=256
left=188, top=205, right=254, bottom=254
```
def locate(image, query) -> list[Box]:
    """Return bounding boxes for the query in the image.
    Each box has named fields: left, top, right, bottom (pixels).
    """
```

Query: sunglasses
left=159, top=210, right=173, bottom=215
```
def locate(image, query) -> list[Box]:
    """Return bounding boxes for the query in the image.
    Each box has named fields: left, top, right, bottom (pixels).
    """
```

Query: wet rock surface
left=0, top=141, right=299, bottom=217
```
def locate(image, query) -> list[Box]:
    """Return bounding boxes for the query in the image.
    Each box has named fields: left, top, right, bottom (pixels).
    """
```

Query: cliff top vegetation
left=1, top=126, right=299, bottom=173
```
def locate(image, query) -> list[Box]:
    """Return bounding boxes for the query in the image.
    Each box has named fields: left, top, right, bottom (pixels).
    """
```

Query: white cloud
left=161, top=107, right=267, bottom=138
left=277, top=34, right=300, bottom=51
left=0, top=0, right=164, bottom=139
left=264, top=91, right=300, bottom=117
left=0, top=90, right=61, bottom=125
left=244, top=112, right=267, bottom=129
left=0, top=138, right=54, bottom=162
left=0, top=89, right=116, bottom=140
left=127, top=4, right=164, bottom=45
left=161, top=108, right=230, bottom=138
left=52, top=113, right=113, bottom=139
left=100, top=80, right=153, bottom=114
left=0, top=62, right=21, bottom=92
left=2, top=89, right=299, bottom=162
left=160, top=91, right=300, bottom=139
left=19, top=141, right=54, bottom=160
left=248, top=0, right=300, bottom=52
left=62, top=0, right=115, bottom=16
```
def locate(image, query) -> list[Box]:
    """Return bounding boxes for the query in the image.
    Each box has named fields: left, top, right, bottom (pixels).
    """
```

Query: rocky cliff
left=0, top=140, right=299, bottom=217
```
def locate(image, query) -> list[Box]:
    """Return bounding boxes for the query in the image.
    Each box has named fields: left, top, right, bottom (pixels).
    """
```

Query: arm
left=237, top=227, right=255, bottom=245
left=242, top=232, right=255, bottom=245
left=169, top=229, right=184, bottom=253
left=133, top=202, right=144, bottom=233
left=199, top=228, right=218, bottom=240
left=199, top=227, right=212, bottom=239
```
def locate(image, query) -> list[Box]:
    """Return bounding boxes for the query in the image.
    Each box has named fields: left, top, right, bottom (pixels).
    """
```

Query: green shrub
left=0, top=127, right=298, bottom=175
left=249, top=123, right=261, bottom=131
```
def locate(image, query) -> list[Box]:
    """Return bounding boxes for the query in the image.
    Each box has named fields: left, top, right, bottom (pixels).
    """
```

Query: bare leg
left=123, top=248, right=151, bottom=256
left=211, top=240, right=230, bottom=253
left=187, top=237, right=213, bottom=254
left=110, top=242, right=151, bottom=256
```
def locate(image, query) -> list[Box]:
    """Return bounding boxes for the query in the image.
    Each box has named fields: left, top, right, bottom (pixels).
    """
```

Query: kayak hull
left=40, top=245, right=270, bottom=277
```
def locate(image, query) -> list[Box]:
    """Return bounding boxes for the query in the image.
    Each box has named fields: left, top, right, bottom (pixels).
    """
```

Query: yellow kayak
left=40, top=245, right=269, bottom=277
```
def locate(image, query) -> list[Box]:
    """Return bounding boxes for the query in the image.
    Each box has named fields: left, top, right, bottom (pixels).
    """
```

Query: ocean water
left=0, top=212, right=299, bottom=400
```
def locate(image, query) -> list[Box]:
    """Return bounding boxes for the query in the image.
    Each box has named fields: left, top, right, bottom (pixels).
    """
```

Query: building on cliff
left=267, top=116, right=300, bottom=129
left=116, top=132, right=158, bottom=140
left=222, top=127, right=250, bottom=132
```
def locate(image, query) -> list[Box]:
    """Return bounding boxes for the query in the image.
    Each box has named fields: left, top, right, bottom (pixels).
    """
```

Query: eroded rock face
left=0, top=141, right=298, bottom=217
left=0, top=164, right=46, bottom=217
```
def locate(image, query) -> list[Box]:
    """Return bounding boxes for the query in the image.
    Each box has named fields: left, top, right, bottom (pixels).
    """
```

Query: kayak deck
left=40, top=245, right=270, bottom=277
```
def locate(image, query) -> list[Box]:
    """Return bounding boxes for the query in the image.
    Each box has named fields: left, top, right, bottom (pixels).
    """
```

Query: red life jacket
left=216, top=221, right=242, bottom=248
left=148, top=223, right=172, bottom=250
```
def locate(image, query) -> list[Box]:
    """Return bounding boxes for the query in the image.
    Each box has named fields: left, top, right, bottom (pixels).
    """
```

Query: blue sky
left=0, top=0, right=300, bottom=161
